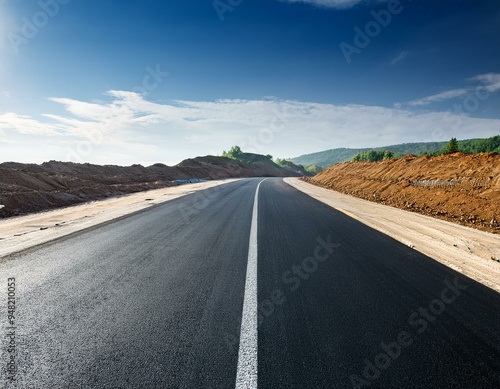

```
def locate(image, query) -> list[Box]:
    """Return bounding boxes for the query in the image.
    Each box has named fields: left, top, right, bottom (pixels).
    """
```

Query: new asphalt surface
left=0, top=178, right=499, bottom=388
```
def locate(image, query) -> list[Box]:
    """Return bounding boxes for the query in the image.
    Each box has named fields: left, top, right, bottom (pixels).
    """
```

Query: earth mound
left=306, top=152, right=500, bottom=234
left=0, top=155, right=307, bottom=218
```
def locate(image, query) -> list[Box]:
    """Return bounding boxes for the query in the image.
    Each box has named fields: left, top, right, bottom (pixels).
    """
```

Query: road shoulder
left=285, top=177, right=500, bottom=292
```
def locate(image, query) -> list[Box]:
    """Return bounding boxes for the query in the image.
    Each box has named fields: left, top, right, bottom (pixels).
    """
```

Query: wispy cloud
left=391, top=50, right=409, bottom=65
left=1, top=90, right=499, bottom=164
left=471, top=73, right=500, bottom=93
left=407, top=89, right=468, bottom=106
left=406, top=73, right=500, bottom=107
left=278, top=0, right=367, bottom=9
left=0, top=112, right=60, bottom=136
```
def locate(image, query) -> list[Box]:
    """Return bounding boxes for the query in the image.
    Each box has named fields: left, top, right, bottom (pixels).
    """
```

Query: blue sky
left=1, top=0, right=499, bottom=165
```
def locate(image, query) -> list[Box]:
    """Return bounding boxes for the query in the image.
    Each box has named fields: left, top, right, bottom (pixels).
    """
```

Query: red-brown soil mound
left=306, top=152, right=500, bottom=234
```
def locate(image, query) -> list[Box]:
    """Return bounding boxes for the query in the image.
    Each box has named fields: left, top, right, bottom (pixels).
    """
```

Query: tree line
left=351, top=136, right=500, bottom=162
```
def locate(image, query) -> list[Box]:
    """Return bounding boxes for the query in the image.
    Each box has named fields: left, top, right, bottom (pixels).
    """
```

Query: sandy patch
left=285, top=178, right=500, bottom=293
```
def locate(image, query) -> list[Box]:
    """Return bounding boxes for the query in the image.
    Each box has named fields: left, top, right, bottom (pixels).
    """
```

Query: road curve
left=0, top=178, right=499, bottom=388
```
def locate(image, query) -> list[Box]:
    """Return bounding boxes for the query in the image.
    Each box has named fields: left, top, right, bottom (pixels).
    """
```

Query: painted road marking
left=235, top=178, right=267, bottom=389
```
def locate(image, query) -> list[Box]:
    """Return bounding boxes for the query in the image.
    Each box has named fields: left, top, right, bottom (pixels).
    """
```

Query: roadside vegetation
left=221, top=145, right=317, bottom=175
left=221, top=145, right=273, bottom=164
left=350, top=136, right=500, bottom=162
left=275, top=158, right=323, bottom=175
left=293, top=135, right=500, bottom=167
left=351, top=149, right=399, bottom=162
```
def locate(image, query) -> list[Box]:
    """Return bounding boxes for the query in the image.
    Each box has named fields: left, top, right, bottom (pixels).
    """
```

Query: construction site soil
left=306, top=152, right=500, bottom=234
left=0, top=156, right=307, bottom=218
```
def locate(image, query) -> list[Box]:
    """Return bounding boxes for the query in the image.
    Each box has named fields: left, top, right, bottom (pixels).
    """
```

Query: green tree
left=366, top=150, right=377, bottom=162
left=445, top=138, right=459, bottom=154
left=222, top=145, right=243, bottom=160
left=383, top=150, right=394, bottom=160
left=351, top=149, right=396, bottom=162
left=305, top=164, right=323, bottom=174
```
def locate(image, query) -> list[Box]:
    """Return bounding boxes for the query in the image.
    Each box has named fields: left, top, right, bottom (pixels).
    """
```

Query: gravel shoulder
left=285, top=177, right=500, bottom=292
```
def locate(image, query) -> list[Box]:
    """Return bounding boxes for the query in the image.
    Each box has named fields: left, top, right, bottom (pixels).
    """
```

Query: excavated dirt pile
left=306, top=152, right=500, bottom=234
left=0, top=156, right=307, bottom=218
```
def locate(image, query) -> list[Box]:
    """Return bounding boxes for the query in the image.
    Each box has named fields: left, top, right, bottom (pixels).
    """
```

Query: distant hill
left=291, top=142, right=447, bottom=168
left=221, top=146, right=311, bottom=177
left=292, top=136, right=500, bottom=168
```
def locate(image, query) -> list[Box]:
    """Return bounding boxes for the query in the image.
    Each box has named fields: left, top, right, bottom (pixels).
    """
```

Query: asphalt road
left=0, top=178, right=499, bottom=388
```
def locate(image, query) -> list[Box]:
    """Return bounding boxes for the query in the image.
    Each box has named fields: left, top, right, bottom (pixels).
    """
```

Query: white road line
left=235, top=178, right=267, bottom=389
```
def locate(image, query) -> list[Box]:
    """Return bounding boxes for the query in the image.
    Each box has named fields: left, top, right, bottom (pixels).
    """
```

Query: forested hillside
left=292, top=136, right=500, bottom=167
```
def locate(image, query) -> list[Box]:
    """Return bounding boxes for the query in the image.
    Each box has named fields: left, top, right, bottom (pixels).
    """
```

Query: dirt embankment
left=305, top=153, right=500, bottom=234
left=0, top=156, right=304, bottom=218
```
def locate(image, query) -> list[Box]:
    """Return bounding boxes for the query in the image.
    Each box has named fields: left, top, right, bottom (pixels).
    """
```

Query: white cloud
left=0, top=91, right=499, bottom=165
left=0, top=112, right=60, bottom=135
left=0, top=137, right=17, bottom=144
left=407, top=89, right=468, bottom=106
left=471, top=73, right=500, bottom=93
left=278, top=0, right=365, bottom=9
left=406, top=73, right=500, bottom=107
left=391, top=50, right=409, bottom=65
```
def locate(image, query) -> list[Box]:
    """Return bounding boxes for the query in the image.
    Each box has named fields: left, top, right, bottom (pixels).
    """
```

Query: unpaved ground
left=286, top=178, right=500, bottom=293
left=305, top=152, right=500, bottom=234
left=0, top=179, right=239, bottom=259
left=0, top=156, right=307, bottom=218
